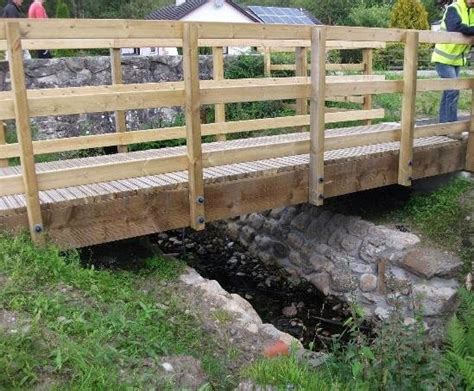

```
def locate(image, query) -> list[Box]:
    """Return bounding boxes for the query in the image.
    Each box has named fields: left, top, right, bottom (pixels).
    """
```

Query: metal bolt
left=197, top=216, right=205, bottom=225
left=196, top=196, right=205, bottom=204
left=318, top=177, right=324, bottom=183
left=408, top=160, right=413, bottom=167
left=318, top=194, right=325, bottom=200
left=408, top=176, right=413, bottom=181
left=34, top=224, right=43, bottom=233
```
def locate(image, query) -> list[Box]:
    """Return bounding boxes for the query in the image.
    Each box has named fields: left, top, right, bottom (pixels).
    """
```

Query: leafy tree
left=347, top=4, right=392, bottom=27
left=390, top=0, right=430, bottom=29
left=55, top=0, right=70, bottom=18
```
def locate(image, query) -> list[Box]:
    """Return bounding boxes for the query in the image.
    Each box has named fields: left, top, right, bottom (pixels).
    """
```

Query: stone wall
left=225, top=204, right=463, bottom=327
left=0, top=55, right=236, bottom=140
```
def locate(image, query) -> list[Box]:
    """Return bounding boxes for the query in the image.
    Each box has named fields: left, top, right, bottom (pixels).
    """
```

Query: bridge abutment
left=224, top=204, right=463, bottom=327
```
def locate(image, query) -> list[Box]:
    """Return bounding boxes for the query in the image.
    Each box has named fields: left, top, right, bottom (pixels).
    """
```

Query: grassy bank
left=0, top=235, right=238, bottom=389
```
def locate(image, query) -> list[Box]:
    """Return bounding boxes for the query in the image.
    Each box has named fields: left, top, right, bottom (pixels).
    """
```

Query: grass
left=0, top=233, right=237, bottom=389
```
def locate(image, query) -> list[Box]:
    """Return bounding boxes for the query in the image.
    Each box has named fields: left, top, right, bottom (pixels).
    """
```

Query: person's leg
left=436, top=63, right=460, bottom=123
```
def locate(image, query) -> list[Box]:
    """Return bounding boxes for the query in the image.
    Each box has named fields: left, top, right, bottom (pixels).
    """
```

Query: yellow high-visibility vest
left=431, top=0, right=474, bottom=66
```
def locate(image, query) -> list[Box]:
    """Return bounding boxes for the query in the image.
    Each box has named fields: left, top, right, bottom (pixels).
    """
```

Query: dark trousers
left=35, top=50, right=52, bottom=59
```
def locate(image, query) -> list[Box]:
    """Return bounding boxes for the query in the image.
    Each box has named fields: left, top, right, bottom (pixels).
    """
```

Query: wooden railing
left=0, top=20, right=473, bottom=245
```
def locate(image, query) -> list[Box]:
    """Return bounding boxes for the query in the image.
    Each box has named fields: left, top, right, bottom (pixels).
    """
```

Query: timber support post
left=6, top=22, right=44, bottom=244
left=362, top=48, right=373, bottom=125
left=309, top=26, right=327, bottom=206
left=295, top=46, right=309, bottom=132
left=110, top=48, right=128, bottom=154
left=466, top=89, right=474, bottom=172
left=398, top=31, right=419, bottom=186
left=212, top=46, right=226, bottom=141
left=183, top=23, right=205, bottom=231
left=0, top=121, right=7, bottom=167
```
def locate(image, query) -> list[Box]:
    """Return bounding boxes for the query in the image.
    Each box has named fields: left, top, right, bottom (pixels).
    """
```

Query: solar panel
left=248, top=6, right=317, bottom=25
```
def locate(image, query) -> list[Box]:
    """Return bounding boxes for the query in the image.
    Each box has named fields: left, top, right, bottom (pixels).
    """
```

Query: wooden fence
left=0, top=20, right=473, bottom=245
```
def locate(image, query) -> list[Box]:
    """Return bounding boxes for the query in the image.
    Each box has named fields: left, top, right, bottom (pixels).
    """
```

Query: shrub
left=390, top=0, right=430, bottom=30
left=348, top=4, right=391, bottom=28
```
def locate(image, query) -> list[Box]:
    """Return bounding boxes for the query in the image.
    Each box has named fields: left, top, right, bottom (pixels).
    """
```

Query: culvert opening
left=78, top=224, right=365, bottom=350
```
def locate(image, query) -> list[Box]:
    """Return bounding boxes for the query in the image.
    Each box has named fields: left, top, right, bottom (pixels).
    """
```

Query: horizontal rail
left=0, top=77, right=471, bottom=120
left=0, top=109, right=385, bottom=159
left=271, top=63, right=365, bottom=72
left=0, top=120, right=467, bottom=197
left=0, top=20, right=471, bottom=45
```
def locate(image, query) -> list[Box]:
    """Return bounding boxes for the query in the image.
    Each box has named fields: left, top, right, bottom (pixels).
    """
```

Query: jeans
left=435, top=62, right=460, bottom=123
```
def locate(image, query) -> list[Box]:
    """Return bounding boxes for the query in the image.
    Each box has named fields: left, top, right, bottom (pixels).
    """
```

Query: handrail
left=0, top=19, right=473, bottom=244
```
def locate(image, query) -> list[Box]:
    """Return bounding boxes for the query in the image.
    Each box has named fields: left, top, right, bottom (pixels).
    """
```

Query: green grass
left=0, top=233, right=236, bottom=389
left=391, top=177, right=473, bottom=249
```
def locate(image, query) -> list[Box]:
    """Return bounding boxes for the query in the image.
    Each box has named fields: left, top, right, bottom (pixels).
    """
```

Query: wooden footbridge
left=0, top=20, right=473, bottom=248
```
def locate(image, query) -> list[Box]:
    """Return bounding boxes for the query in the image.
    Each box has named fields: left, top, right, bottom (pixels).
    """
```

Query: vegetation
left=246, top=292, right=474, bottom=389
left=0, top=234, right=237, bottom=389
left=390, top=0, right=430, bottom=30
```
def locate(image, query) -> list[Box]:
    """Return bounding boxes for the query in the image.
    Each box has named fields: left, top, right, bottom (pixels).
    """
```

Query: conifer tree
left=390, top=0, right=430, bottom=30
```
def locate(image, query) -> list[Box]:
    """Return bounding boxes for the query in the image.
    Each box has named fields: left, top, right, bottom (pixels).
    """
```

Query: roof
left=246, top=6, right=322, bottom=25
left=146, top=0, right=260, bottom=22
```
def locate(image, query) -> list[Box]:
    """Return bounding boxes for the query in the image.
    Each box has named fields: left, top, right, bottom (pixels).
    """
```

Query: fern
left=445, top=290, right=474, bottom=389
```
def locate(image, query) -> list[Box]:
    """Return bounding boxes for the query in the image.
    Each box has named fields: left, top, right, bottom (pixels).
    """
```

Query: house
left=122, top=0, right=321, bottom=56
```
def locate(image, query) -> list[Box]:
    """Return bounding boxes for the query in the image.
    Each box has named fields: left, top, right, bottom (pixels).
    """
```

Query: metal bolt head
left=408, top=160, right=413, bottom=167
left=408, top=176, right=413, bottom=181
left=197, top=216, right=205, bottom=225
left=318, top=177, right=324, bottom=183
left=196, top=196, right=205, bottom=205
left=318, top=194, right=325, bottom=200
left=34, top=224, right=43, bottom=233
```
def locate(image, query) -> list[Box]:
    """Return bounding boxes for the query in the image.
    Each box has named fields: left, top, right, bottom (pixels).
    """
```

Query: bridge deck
left=0, top=122, right=466, bottom=248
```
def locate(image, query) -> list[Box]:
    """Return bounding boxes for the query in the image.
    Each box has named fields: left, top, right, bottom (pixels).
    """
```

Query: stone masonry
left=225, top=204, right=463, bottom=327
left=0, top=55, right=241, bottom=140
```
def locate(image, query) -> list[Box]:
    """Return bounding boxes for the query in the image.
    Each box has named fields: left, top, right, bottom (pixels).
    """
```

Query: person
left=1, top=0, right=23, bottom=18
left=1, top=0, right=31, bottom=60
left=28, top=0, right=51, bottom=58
left=432, top=0, right=474, bottom=124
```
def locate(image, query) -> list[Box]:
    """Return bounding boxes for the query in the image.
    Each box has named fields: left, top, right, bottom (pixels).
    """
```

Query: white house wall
left=122, top=1, right=257, bottom=57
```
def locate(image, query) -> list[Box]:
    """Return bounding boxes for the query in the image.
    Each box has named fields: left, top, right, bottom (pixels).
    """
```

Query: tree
left=56, top=0, right=71, bottom=18
left=348, top=4, right=392, bottom=28
left=390, top=0, right=430, bottom=29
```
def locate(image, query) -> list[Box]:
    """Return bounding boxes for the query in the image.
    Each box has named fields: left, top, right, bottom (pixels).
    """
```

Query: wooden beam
left=362, top=48, right=373, bottom=126
left=6, top=22, right=44, bottom=244
left=0, top=109, right=386, bottom=159
left=212, top=47, right=226, bottom=142
left=398, top=31, right=419, bottom=186
left=183, top=23, right=205, bottom=231
left=1, top=142, right=465, bottom=249
left=466, top=90, right=474, bottom=172
left=110, top=48, right=128, bottom=153
left=295, top=47, right=308, bottom=132
left=264, top=47, right=271, bottom=77
left=0, top=121, right=7, bottom=167
left=309, top=27, right=326, bottom=206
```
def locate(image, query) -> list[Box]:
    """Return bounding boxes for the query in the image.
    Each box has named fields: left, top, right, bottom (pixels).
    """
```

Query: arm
left=445, top=7, right=474, bottom=35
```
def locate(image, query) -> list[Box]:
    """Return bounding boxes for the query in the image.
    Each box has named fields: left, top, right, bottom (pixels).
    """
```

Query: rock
left=360, top=274, right=378, bottom=292
left=340, top=234, right=363, bottom=256
left=377, top=227, right=420, bottom=250
left=157, top=356, right=207, bottom=390
left=287, top=232, right=305, bottom=250
left=400, top=248, right=463, bottom=279
left=271, top=241, right=290, bottom=259
left=248, top=213, right=265, bottom=230
left=375, top=306, right=390, bottom=320
left=308, top=272, right=331, bottom=296
left=282, top=304, right=298, bottom=317
left=240, top=226, right=256, bottom=244
left=226, top=222, right=240, bottom=240
left=413, top=282, right=458, bottom=316
left=290, top=212, right=312, bottom=232
left=350, top=263, right=373, bottom=274
left=330, top=272, right=356, bottom=292
left=246, top=323, right=259, bottom=334
left=269, top=207, right=285, bottom=219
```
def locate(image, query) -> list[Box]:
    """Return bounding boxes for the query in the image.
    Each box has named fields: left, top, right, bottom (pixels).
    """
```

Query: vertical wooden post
left=212, top=46, right=226, bottom=142
left=183, top=23, right=205, bottom=231
left=466, top=89, right=474, bottom=172
left=264, top=47, right=271, bottom=77
left=362, top=48, right=373, bottom=125
left=0, top=122, right=8, bottom=167
left=6, top=22, right=44, bottom=244
left=295, top=47, right=309, bottom=132
left=309, top=27, right=327, bottom=206
left=398, top=31, right=419, bottom=186
left=110, top=48, right=128, bottom=153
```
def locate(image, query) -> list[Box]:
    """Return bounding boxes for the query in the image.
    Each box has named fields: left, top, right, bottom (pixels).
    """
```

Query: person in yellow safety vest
left=431, top=0, right=474, bottom=123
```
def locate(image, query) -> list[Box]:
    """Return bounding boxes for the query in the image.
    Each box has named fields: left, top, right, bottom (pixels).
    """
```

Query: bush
left=347, top=4, right=391, bottom=28
left=390, top=0, right=430, bottom=29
